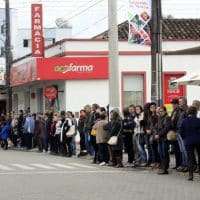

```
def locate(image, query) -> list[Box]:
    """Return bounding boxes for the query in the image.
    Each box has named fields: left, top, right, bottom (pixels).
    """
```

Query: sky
left=0, top=0, right=199, bottom=38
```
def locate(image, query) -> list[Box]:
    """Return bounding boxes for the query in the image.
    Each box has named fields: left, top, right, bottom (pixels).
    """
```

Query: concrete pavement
left=0, top=150, right=199, bottom=200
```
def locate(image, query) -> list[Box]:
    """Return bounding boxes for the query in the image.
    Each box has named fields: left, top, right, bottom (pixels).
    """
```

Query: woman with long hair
left=134, top=105, right=147, bottom=166
left=105, top=109, right=123, bottom=167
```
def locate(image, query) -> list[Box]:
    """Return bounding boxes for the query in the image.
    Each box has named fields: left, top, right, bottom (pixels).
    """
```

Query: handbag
left=91, top=129, right=97, bottom=136
left=66, top=125, right=75, bottom=137
left=107, top=121, right=122, bottom=146
left=108, top=136, right=118, bottom=145
left=167, top=130, right=177, bottom=141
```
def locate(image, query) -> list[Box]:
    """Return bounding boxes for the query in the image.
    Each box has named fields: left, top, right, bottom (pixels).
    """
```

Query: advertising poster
left=128, top=0, right=151, bottom=45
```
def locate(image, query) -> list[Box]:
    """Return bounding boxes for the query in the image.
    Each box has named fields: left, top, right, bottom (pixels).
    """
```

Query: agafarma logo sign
left=31, top=4, right=44, bottom=57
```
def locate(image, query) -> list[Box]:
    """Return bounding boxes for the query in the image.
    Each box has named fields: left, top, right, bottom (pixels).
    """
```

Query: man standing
left=170, top=99, right=182, bottom=170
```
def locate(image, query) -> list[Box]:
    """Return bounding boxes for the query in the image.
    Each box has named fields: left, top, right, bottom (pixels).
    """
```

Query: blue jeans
left=158, top=140, right=170, bottom=171
left=177, top=133, right=188, bottom=167
left=84, top=131, right=94, bottom=156
left=135, top=134, right=147, bottom=163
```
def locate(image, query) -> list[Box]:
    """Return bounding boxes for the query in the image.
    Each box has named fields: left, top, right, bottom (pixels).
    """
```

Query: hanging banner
left=128, top=0, right=151, bottom=45
left=31, top=4, right=44, bottom=57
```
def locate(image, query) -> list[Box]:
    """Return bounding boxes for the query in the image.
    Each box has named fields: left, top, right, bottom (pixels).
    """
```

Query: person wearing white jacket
left=134, top=106, right=147, bottom=166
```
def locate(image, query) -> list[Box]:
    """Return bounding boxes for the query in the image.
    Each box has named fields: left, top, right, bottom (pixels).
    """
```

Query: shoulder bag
left=108, top=121, right=122, bottom=146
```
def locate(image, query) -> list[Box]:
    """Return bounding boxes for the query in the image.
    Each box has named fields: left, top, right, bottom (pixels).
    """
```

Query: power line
left=73, top=5, right=125, bottom=37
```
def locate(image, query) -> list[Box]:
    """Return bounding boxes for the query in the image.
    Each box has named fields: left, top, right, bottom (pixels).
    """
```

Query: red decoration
left=44, top=86, right=58, bottom=100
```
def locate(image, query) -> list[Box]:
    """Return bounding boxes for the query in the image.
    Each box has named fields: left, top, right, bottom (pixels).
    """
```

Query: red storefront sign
left=163, top=73, right=186, bottom=104
left=31, top=4, right=44, bottom=57
left=44, top=86, right=58, bottom=100
left=37, top=57, right=108, bottom=80
left=10, top=57, right=108, bottom=86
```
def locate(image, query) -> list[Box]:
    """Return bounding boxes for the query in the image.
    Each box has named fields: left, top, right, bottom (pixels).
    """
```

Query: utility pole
left=151, top=0, right=163, bottom=106
left=5, top=0, right=12, bottom=113
left=108, top=0, right=120, bottom=110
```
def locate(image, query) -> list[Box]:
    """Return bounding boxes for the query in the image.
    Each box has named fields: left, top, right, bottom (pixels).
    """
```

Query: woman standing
left=134, top=105, right=147, bottom=166
left=155, top=106, right=172, bottom=175
left=180, top=106, right=200, bottom=181
left=122, top=108, right=135, bottom=166
left=105, top=110, right=123, bottom=168
left=62, top=111, right=75, bottom=157
left=78, top=110, right=87, bottom=157
left=93, top=113, right=109, bottom=166
left=90, top=112, right=101, bottom=164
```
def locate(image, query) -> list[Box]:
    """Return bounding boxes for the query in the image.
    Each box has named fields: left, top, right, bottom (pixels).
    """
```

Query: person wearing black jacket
left=77, top=110, right=87, bottom=157
left=18, top=110, right=25, bottom=148
left=170, top=99, right=182, bottom=170
left=145, top=102, right=160, bottom=167
left=155, top=106, right=172, bottom=175
left=122, top=108, right=135, bottom=165
left=105, top=109, right=123, bottom=167
left=179, top=106, right=200, bottom=181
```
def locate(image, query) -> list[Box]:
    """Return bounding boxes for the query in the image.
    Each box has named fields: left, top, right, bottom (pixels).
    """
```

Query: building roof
left=94, top=19, right=200, bottom=41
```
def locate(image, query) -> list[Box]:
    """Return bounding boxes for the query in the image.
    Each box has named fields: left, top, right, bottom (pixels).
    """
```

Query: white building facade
left=11, top=38, right=200, bottom=114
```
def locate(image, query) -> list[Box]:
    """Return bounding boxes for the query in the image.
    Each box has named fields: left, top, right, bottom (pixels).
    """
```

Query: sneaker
left=99, top=162, right=106, bottom=166
left=140, top=162, right=147, bottom=167
left=125, top=162, right=133, bottom=167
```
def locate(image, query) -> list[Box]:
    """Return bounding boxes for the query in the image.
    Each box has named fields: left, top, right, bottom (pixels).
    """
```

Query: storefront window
left=123, top=74, right=144, bottom=107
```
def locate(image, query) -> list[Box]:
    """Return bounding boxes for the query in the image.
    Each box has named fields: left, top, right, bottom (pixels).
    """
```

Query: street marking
left=0, top=170, right=121, bottom=176
left=50, top=163, right=76, bottom=169
left=69, top=163, right=97, bottom=169
left=30, top=164, right=56, bottom=170
left=11, top=164, right=35, bottom=170
left=0, top=164, right=14, bottom=171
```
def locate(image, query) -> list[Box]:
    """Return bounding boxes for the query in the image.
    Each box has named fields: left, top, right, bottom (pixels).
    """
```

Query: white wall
left=65, top=80, right=109, bottom=112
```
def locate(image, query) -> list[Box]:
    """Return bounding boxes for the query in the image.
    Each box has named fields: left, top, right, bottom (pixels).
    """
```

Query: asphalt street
left=0, top=150, right=199, bottom=200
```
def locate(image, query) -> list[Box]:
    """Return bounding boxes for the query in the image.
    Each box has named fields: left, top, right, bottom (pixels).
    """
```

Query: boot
left=188, top=171, right=193, bottom=181
left=116, top=156, right=123, bottom=168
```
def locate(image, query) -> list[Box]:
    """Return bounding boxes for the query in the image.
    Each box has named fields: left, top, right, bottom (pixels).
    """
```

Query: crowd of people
left=0, top=97, right=200, bottom=181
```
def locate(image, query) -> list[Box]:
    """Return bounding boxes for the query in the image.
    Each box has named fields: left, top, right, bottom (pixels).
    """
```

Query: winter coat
left=17, top=114, right=25, bottom=134
left=171, top=107, right=181, bottom=131
left=134, top=112, right=145, bottom=135
left=0, top=122, right=11, bottom=140
left=156, top=114, right=172, bottom=140
left=78, top=116, right=85, bottom=135
left=93, top=119, right=109, bottom=144
left=24, top=116, right=35, bottom=134
left=122, top=116, right=135, bottom=135
left=46, top=117, right=53, bottom=136
left=84, top=112, right=96, bottom=132
left=35, top=119, right=46, bottom=139
left=60, top=118, right=72, bottom=142
left=179, top=115, right=200, bottom=146
left=104, top=119, right=123, bottom=150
